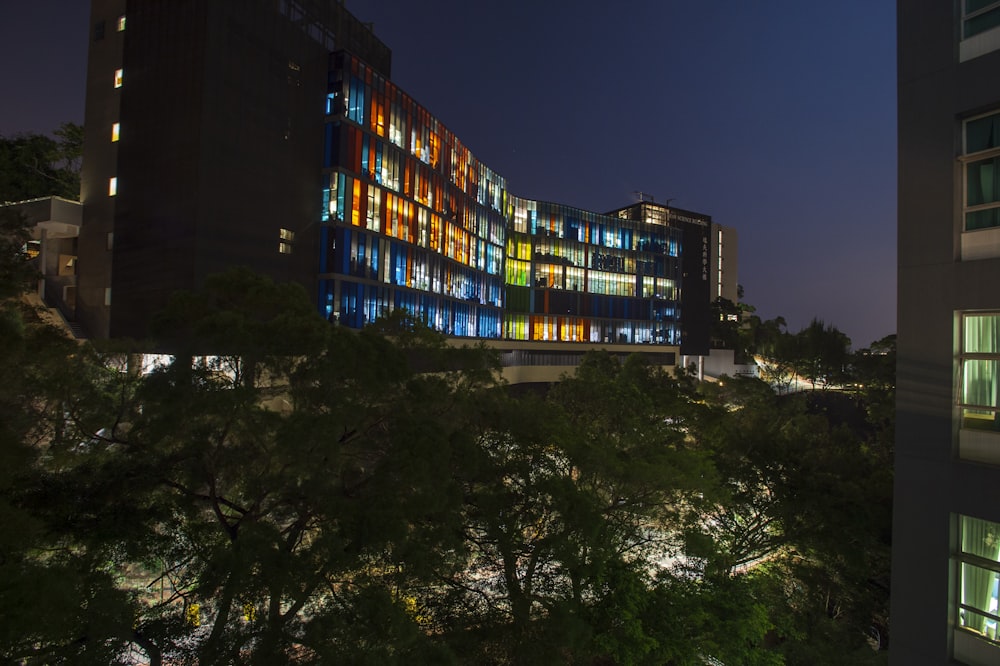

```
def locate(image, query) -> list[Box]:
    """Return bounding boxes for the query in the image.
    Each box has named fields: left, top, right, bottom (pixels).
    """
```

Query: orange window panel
left=429, top=214, right=440, bottom=252
left=385, top=195, right=393, bottom=238
left=407, top=203, right=417, bottom=243
left=351, top=179, right=361, bottom=227
left=429, top=132, right=440, bottom=168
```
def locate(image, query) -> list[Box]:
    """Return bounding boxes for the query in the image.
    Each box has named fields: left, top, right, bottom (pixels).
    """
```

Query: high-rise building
left=894, top=2, right=1000, bottom=663
left=80, top=0, right=390, bottom=340
left=77, top=1, right=733, bottom=372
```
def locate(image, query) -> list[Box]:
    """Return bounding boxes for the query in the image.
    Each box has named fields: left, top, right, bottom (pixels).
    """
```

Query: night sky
left=0, top=1, right=896, bottom=348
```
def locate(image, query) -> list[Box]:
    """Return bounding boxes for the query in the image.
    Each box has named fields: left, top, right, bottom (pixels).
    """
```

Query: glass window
left=114, top=68, right=123, bottom=88
left=967, top=112, right=1000, bottom=153
left=111, top=122, right=120, bottom=142
left=960, top=313, right=1000, bottom=429
left=116, top=15, right=126, bottom=32
left=965, top=1, right=1000, bottom=38
left=957, top=514, right=1000, bottom=643
left=108, top=177, right=118, bottom=196
left=964, top=112, right=1000, bottom=230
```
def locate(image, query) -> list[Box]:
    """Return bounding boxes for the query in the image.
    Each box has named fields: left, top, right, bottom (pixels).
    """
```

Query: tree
left=690, top=373, right=891, bottom=663
left=750, top=316, right=796, bottom=392
left=849, top=335, right=896, bottom=446
left=0, top=269, right=503, bottom=664
left=0, top=206, right=139, bottom=664
left=792, top=319, right=851, bottom=390
left=0, top=123, right=83, bottom=203
left=0, top=207, right=38, bottom=301
left=0, top=257, right=893, bottom=663
left=710, top=297, right=743, bottom=351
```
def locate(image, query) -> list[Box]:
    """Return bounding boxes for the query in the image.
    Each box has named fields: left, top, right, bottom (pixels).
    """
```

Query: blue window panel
left=336, top=173, right=346, bottom=222
left=340, top=282, right=362, bottom=328
left=349, top=76, right=365, bottom=124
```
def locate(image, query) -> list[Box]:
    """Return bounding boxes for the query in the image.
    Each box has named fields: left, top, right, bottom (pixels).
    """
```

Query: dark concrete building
left=894, top=2, right=1000, bottom=663
left=79, top=0, right=390, bottom=339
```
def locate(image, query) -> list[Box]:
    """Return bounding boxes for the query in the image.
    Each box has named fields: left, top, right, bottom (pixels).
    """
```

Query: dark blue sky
left=0, top=1, right=896, bottom=347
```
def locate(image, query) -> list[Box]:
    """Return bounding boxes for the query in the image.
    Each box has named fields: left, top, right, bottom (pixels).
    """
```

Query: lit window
left=963, top=111, right=1000, bottom=231
left=955, top=514, right=1000, bottom=644
left=960, top=313, right=1000, bottom=429
left=104, top=287, right=112, bottom=306
left=965, top=1, right=1000, bottom=39
left=108, top=177, right=118, bottom=196
left=279, top=242, right=293, bottom=254
left=114, top=68, right=123, bottom=88
left=279, top=228, right=295, bottom=241
left=117, top=15, right=126, bottom=32
left=111, top=122, right=120, bottom=142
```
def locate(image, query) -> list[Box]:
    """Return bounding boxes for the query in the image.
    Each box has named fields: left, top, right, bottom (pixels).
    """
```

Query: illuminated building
left=893, top=2, right=1000, bottom=663
left=77, top=1, right=731, bottom=373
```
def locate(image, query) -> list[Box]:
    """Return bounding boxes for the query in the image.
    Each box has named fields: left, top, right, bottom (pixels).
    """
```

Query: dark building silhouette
left=894, top=2, right=1000, bottom=663
left=80, top=0, right=390, bottom=339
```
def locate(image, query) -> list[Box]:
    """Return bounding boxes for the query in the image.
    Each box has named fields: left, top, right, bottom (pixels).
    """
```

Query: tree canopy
left=0, top=123, right=82, bottom=203
left=0, top=261, right=893, bottom=664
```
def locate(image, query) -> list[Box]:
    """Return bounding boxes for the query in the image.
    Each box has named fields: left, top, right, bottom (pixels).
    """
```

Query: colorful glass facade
left=320, top=52, right=685, bottom=346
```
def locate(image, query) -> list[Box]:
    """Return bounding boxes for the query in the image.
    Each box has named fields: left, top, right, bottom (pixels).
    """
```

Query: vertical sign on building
left=672, top=210, right=711, bottom=356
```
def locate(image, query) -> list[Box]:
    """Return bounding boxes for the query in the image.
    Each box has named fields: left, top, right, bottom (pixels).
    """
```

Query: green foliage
left=0, top=207, right=39, bottom=301
left=0, top=122, right=83, bottom=203
left=792, top=318, right=851, bottom=389
left=0, top=267, right=893, bottom=664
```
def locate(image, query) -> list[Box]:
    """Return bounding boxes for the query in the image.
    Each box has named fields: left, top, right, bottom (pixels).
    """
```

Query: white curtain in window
left=965, top=314, right=1000, bottom=353
left=963, top=360, right=998, bottom=408
left=962, top=516, right=1000, bottom=634
left=964, top=315, right=1000, bottom=410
